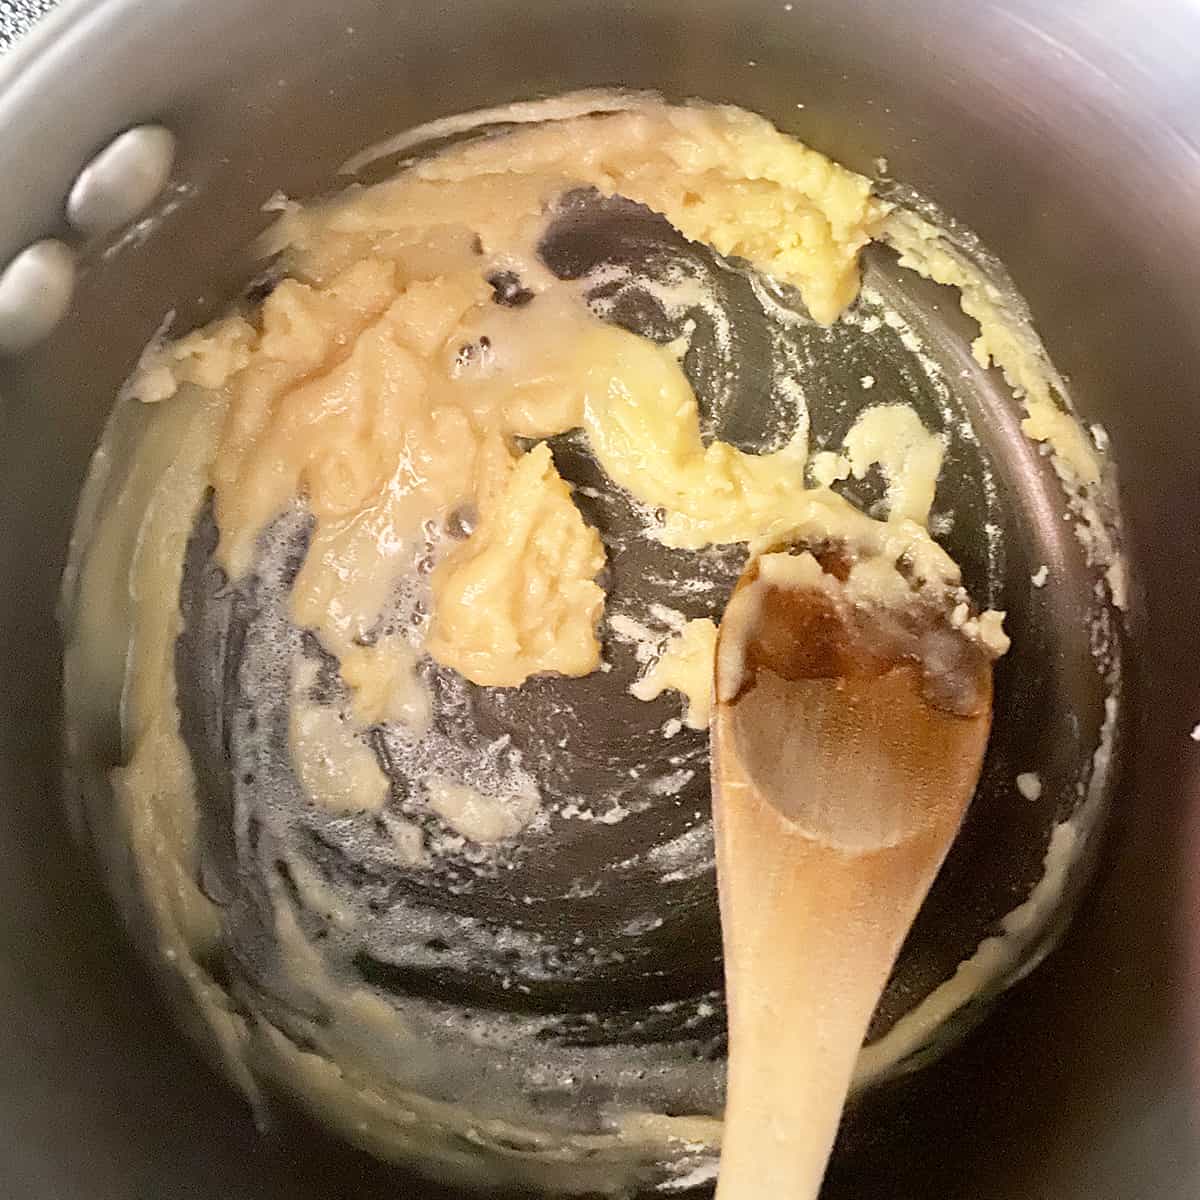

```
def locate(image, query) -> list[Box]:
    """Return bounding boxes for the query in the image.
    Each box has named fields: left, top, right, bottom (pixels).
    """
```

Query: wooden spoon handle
left=711, top=725, right=960, bottom=1200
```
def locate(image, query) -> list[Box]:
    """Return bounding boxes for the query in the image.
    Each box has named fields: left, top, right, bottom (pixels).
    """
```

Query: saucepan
left=0, top=1, right=1198, bottom=1196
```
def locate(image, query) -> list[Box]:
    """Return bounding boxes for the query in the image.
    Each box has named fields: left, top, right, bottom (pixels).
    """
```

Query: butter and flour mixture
left=61, top=92, right=1122, bottom=1195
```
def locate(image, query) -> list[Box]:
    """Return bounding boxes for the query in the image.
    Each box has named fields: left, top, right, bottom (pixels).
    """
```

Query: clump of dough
left=630, top=618, right=719, bottom=730
left=425, top=775, right=541, bottom=843
left=427, top=443, right=606, bottom=687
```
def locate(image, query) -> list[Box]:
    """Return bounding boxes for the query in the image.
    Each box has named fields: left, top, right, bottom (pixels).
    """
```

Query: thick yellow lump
left=427, top=443, right=606, bottom=687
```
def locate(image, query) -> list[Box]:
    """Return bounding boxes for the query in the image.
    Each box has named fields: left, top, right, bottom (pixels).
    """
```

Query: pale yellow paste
left=842, top=403, right=944, bottom=526
left=132, top=97, right=967, bottom=737
left=427, top=442, right=606, bottom=687
left=290, top=657, right=390, bottom=814
left=424, top=775, right=542, bottom=844
left=631, top=618, right=720, bottom=730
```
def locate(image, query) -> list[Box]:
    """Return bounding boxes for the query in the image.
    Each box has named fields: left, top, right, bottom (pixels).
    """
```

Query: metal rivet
left=0, top=239, right=76, bottom=356
left=66, top=125, right=177, bottom=238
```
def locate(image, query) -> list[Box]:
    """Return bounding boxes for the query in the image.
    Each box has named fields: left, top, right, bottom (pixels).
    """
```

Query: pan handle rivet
left=66, top=125, right=177, bottom=239
left=0, top=239, right=76, bottom=356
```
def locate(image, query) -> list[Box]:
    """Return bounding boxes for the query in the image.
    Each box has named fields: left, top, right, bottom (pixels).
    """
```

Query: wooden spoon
left=711, top=550, right=994, bottom=1200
